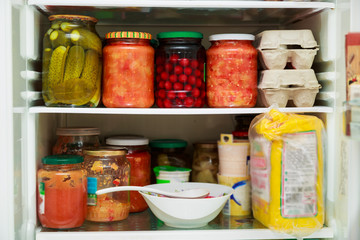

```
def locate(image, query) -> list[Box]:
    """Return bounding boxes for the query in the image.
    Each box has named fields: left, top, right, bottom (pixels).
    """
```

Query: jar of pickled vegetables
left=206, top=34, right=257, bottom=108
left=106, top=136, right=151, bottom=213
left=37, top=155, right=87, bottom=229
left=149, top=139, right=189, bottom=168
left=102, top=31, right=154, bottom=108
left=42, top=15, right=102, bottom=107
left=52, top=127, right=100, bottom=155
left=155, top=32, right=206, bottom=108
left=84, top=149, right=130, bottom=222
left=192, top=141, right=219, bottom=183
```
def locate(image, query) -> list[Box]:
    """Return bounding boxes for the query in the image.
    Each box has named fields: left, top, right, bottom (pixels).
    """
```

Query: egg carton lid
left=258, top=69, right=320, bottom=89
left=255, top=29, right=318, bottom=50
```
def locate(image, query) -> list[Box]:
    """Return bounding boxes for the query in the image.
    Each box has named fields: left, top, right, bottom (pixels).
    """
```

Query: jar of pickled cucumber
left=42, top=15, right=102, bottom=107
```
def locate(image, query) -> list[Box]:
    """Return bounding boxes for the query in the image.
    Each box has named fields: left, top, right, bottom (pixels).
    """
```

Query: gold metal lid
left=84, top=149, right=127, bottom=157
left=48, top=15, right=98, bottom=23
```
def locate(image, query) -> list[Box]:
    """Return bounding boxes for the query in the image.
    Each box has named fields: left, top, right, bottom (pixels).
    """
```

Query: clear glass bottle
left=84, top=149, right=130, bottom=222
left=192, top=141, right=219, bottom=183
left=155, top=31, right=206, bottom=108
left=37, top=155, right=87, bottom=229
left=52, top=127, right=100, bottom=156
left=106, top=136, right=151, bottom=213
left=42, top=14, right=102, bottom=107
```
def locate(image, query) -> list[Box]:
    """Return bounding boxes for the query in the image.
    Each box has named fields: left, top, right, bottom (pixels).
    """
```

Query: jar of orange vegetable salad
left=84, top=149, right=130, bottom=222
left=37, top=155, right=87, bottom=229
left=102, top=31, right=154, bottom=108
left=206, top=34, right=257, bottom=108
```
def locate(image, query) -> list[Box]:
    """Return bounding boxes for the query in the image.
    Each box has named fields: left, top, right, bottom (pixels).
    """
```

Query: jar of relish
left=155, top=31, right=206, bottom=108
left=102, top=31, right=154, bottom=108
left=106, top=136, right=151, bottom=213
left=206, top=34, right=258, bottom=108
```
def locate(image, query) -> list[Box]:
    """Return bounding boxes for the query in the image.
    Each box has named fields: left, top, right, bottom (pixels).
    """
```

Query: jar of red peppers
left=37, top=155, right=87, bottom=229
left=102, top=31, right=154, bottom=108
left=84, top=149, right=130, bottom=222
left=155, top=31, right=206, bottom=108
left=52, top=127, right=100, bottom=155
left=206, top=34, right=257, bottom=108
left=105, top=136, right=151, bottom=213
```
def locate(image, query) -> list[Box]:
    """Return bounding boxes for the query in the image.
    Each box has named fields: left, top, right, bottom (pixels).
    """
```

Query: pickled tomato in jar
left=102, top=31, right=154, bottom=108
left=206, top=34, right=257, bottom=108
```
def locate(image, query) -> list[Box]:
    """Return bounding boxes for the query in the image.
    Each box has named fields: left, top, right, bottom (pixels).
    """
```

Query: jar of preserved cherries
left=37, top=155, right=87, bottom=229
left=105, top=136, right=151, bottom=213
left=84, top=149, right=130, bottom=222
left=206, top=34, right=258, bottom=108
left=42, top=15, right=102, bottom=107
left=52, top=127, right=100, bottom=155
left=155, top=31, right=206, bottom=108
left=102, top=31, right=154, bottom=108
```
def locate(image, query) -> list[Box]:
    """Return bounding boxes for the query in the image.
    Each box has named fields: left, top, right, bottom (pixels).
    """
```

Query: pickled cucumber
left=89, top=62, right=102, bottom=107
left=48, top=46, right=69, bottom=86
left=60, top=22, right=80, bottom=32
left=51, top=21, right=61, bottom=30
left=43, top=33, right=52, bottom=49
left=80, top=49, right=99, bottom=83
left=64, top=46, right=85, bottom=82
left=42, top=48, right=53, bottom=102
left=50, top=30, right=70, bottom=48
left=70, top=28, right=102, bottom=54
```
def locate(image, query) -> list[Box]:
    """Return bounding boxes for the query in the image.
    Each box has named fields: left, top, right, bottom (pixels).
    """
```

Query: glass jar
left=192, top=141, right=219, bottom=183
left=84, top=149, right=130, bottom=222
left=149, top=139, right=189, bottom=168
left=37, top=155, right=87, bottom=229
left=42, top=15, right=102, bottom=107
left=52, top=127, right=100, bottom=155
left=102, top=31, right=154, bottom=108
left=155, top=31, right=206, bottom=108
left=106, top=136, right=151, bottom=213
left=206, top=34, right=258, bottom=108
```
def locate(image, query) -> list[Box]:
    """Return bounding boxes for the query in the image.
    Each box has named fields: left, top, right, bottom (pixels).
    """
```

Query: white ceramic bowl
left=139, top=182, right=233, bottom=228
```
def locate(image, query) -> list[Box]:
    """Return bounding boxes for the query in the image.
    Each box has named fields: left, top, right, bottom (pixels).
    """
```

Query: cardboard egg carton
left=259, top=48, right=319, bottom=70
left=255, top=29, right=318, bottom=50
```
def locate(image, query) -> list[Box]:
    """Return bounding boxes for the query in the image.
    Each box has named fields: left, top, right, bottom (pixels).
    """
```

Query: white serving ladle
left=96, top=186, right=210, bottom=199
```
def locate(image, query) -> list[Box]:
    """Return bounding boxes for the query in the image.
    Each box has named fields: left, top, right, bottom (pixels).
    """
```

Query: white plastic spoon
left=96, top=186, right=210, bottom=199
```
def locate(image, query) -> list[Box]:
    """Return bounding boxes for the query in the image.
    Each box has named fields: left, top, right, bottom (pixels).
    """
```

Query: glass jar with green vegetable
left=42, top=15, right=102, bottom=107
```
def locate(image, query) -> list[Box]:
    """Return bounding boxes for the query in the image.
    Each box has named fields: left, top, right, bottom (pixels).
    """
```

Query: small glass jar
left=192, top=141, right=219, bottom=183
left=42, top=15, right=102, bottom=107
left=52, top=127, right=100, bottom=155
left=149, top=139, right=189, bottom=168
left=106, top=136, right=151, bottom=213
left=102, top=31, right=154, bottom=108
left=206, top=34, right=258, bottom=108
left=155, top=31, right=206, bottom=108
left=84, top=149, right=130, bottom=222
left=37, top=155, right=87, bottom=229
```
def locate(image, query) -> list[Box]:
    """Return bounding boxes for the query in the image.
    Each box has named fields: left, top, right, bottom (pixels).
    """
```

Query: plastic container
left=149, top=139, right=189, bottom=168
left=42, top=15, right=102, bottom=107
left=52, top=127, right=100, bottom=155
left=153, top=166, right=191, bottom=183
left=102, top=31, right=154, bottom=108
left=206, top=34, right=257, bottom=108
left=84, top=149, right=130, bottom=222
left=192, top=141, right=219, bottom=183
left=105, top=136, right=151, bottom=213
left=37, top=155, right=87, bottom=229
left=155, top=31, right=206, bottom=108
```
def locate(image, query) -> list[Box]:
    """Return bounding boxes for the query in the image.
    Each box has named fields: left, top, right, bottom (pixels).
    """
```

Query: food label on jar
left=281, top=131, right=318, bottom=218
left=39, top=182, right=45, bottom=214
left=87, top=177, right=98, bottom=206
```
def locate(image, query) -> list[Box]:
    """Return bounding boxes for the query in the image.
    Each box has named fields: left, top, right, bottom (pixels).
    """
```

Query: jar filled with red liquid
left=155, top=31, right=206, bottom=108
left=102, top=31, right=154, bottom=108
left=206, top=34, right=257, bottom=108
left=37, top=155, right=87, bottom=229
left=106, top=136, right=151, bottom=212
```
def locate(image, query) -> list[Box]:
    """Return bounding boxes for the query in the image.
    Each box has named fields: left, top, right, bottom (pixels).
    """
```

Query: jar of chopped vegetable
left=192, top=141, right=219, bottom=183
left=106, top=136, right=151, bottom=213
left=42, top=15, right=102, bottom=107
left=37, top=155, right=87, bottom=229
left=84, top=149, right=130, bottom=222
left=52, top=127, right=100, bottom=155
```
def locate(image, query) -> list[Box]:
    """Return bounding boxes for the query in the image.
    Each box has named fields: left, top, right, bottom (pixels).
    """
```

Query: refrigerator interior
left=1, top=0, right=355, bottom=239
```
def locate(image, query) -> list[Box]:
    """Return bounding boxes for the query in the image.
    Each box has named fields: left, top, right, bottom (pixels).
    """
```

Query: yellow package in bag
left=249, top=109, right=325, bottom=237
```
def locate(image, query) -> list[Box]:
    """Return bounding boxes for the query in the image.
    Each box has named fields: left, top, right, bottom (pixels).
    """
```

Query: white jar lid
left=209, top=33, right=255, bottom=41
left=106, top=135, right=149, bottom=146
